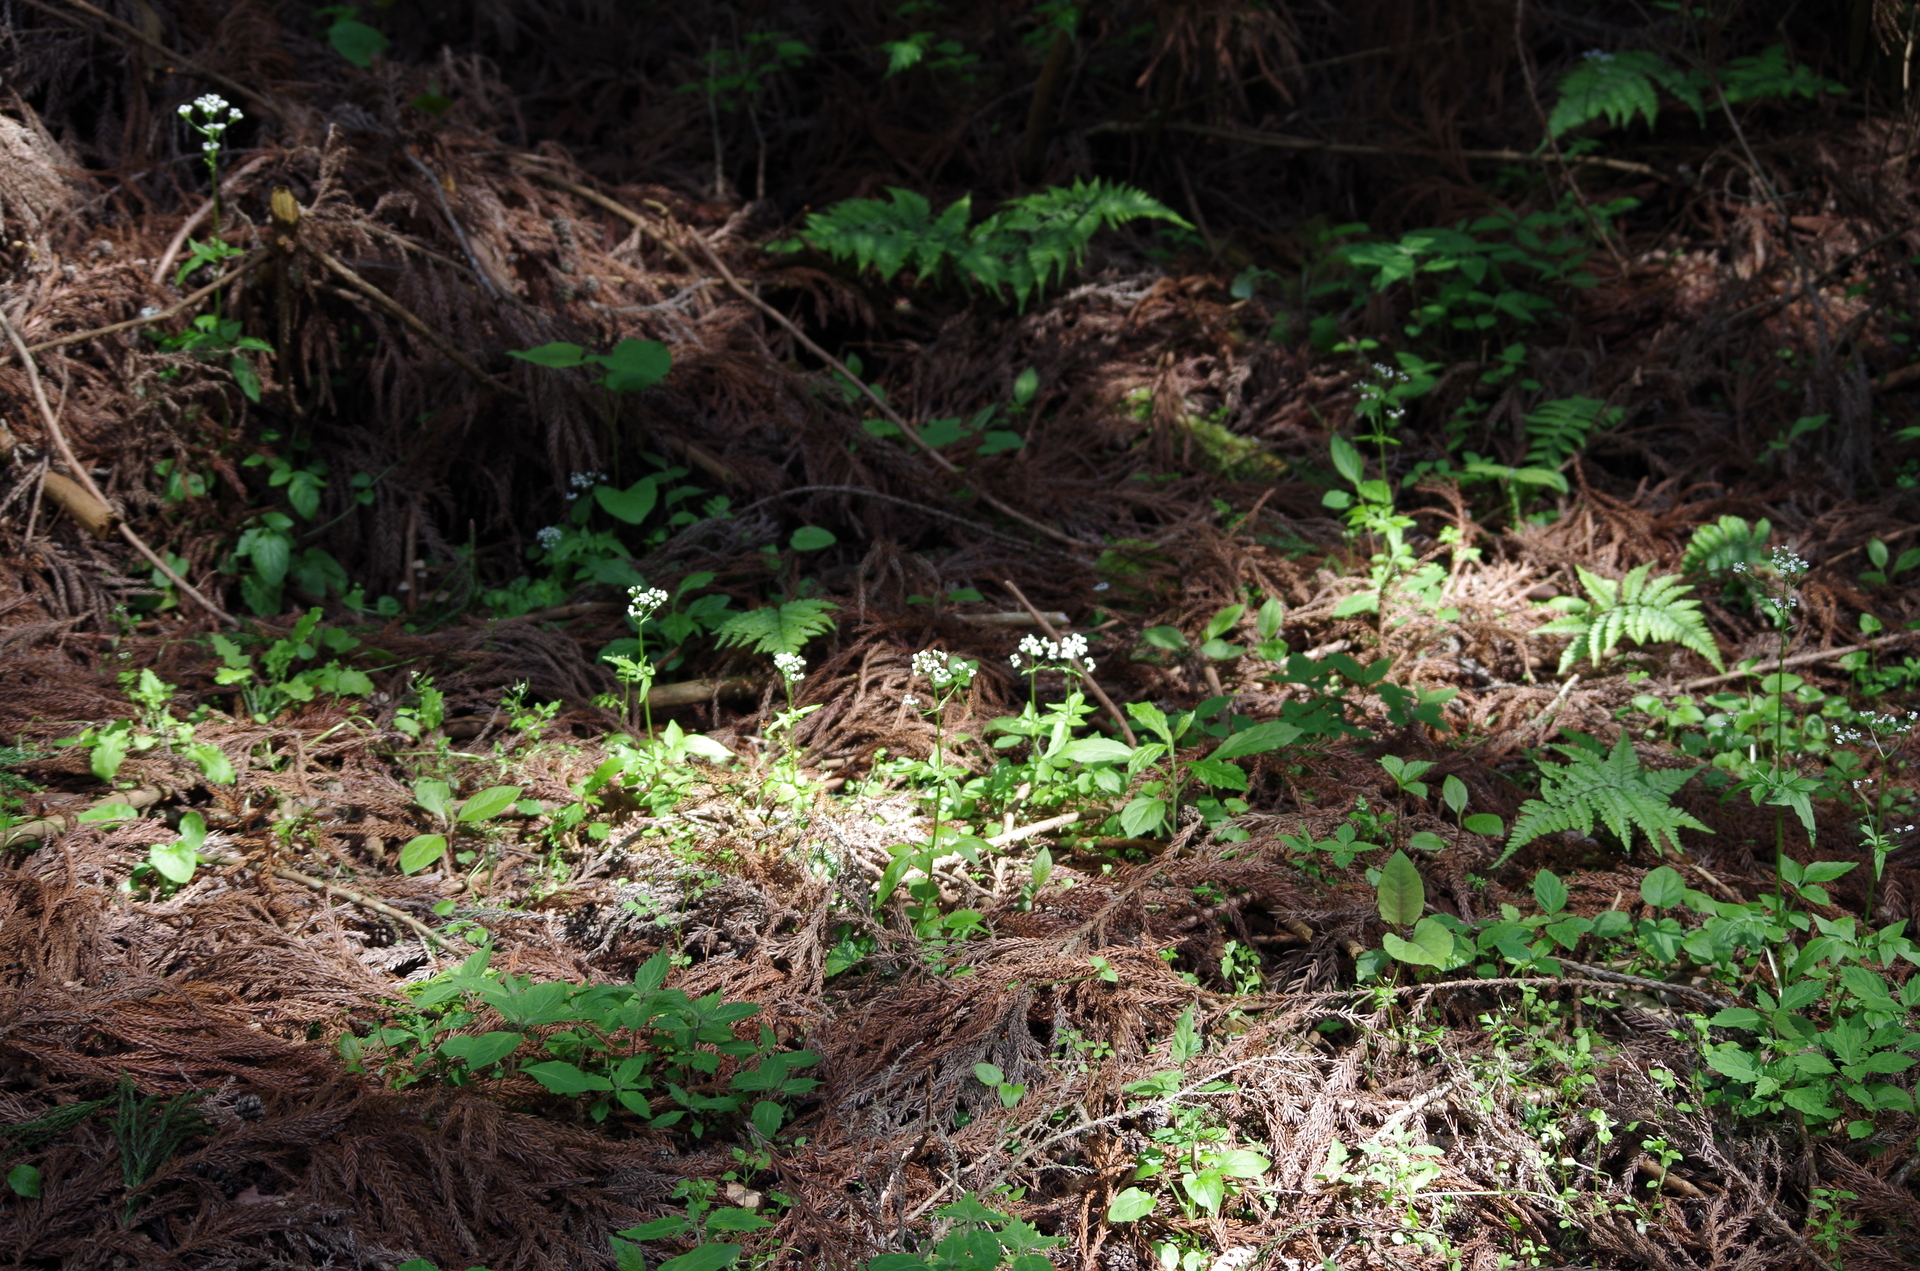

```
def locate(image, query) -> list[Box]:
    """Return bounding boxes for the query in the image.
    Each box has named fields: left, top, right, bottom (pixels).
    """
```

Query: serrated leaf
left=1532, top=869, right=1568, bottom=915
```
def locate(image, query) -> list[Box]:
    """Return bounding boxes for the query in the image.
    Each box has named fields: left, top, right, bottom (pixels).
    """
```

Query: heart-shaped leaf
left=595, top=479, right=659, bottom=525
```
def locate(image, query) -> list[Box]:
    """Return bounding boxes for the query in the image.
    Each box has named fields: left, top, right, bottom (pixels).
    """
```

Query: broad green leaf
left=1119, top=796, right=1168, bottom=838
left=596, top=479, right=659, bottom=525
left=596, top=338, right=672, bottom=393
left=1058, top=737, right=1134, bottom=764
left=1704, top=1044, right=1762, bottom=1083
left=456, top=784, right=524, bottom=823
left=523, top=1061, right=614, bottom=1094
left=707, top=1208, right=772, bottom=1232
left=1640, top=865, right=1685, bottom=909
left=1408, top=830, right=1447, bottom=853
left=1183, top=1168, right=1225, bottom=1215
left=507, top=341, right=589, bottom=368
left=439, top=1031, right=522, bottom=1068
left=185, top=742, right=235, bottom=785
left=1329, top=433, right=1365, bottom=485
left=1170, top=1003, right=1202, bottom=1063
left=618, top=1216, right=690, bottom=1241
left=750, top=1099, right=783, bottom=1140
left=5, top=1164, right=40, bottom=1198
left=1532, top=869, right=1568, bottom=915
left=973, top=1062, right=1006, bottom=1086
left=1442, top=774, right=1469, bottom=816
left=413, top=778, right=452, bottom=820
left=1186, top=757, right=1249, bottom=790
left=1213, top=1148, right=1270, bottom=1178
left=1462, top=813, right=1503, bottom=836
left=658, top=1245, right=740, bottom=1271
left=789, top=526, right=836, bottom=552
left=1208, top=720, right=1301, bottom=761
left=327, top=17, right=389, bottom=67
left=1376, top=850, right=1425, bottom=927
left=147, top=839, right=199, bottom=885
left=1106, top=1186, right=1155, bottom=1222
left=78, top=801, right=139, bottom=824
left=1141, top=625, right=1188, bottom=652
left=398, top=834, right=448, bottom=874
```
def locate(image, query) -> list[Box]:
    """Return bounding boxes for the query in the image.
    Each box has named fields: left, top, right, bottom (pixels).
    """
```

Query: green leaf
left=1383, top=917, right=1453, bottom=967
left=1170, top=1003, right=1201, bottom=1063
left=507, top=341, right=589, bottom=368
left=456, top=785, right=524, bottom=823
left=1329, top=433, right=1365, bottom=485
left=328, top=17, right=390, bottom=68
left=1708, top=1008, right=1762, bottom=1030
left=1462, top=812, right=1503, bottom=836
left=1442, top=774, right=1469, bottom=817
left=596, top=479, right=660, bottom=525
left=789, top=526, right=836, bottom=552
left=413, top=779, right=453, bottom=820
left=1532, top=869, right=1569, bottom=915
left=1119, top=796, right=1168, bottom=838
left=1376, top=850, right=1425, bottom=927
left=750, top=1099, right=783, bottom=1140
left=439, top=1031, right=522, bottom=1068
left=973, top=1062, right=1006, bottom=1086
left=658, top=1245, right=741, bottom=1271
left=1106, top=1186, right=1155, bottom=1222
left=1012, top=366, right=1040, bottom=407
left=977, top=430, right=1025, bottom=455
left=1141, top=625, right=1188, bottom=652
left=398, top=834, right=448, bottom=874
left=1704, top=1043, right=1762, bottom=1083
left=1640, top=865, right=1686, bottom=908
left=7, top=1164, right=41, bottom=1198
left=1186, top=757, right=1249, bottom=791
left=1213, top=1148, right=1270, bottom=1178
left=78, top=802, right=139, bottom=824
left=1058, top=737, right=1134, bottom=764
left=707, top=1208, right=773, bottom=1232
left=523, top=1061, right=614, bottom=1094
left=147, top=839, right=199, bottom=885
left=596, top=338, right=673, bottom=393
left=1208, top=720, right=1301, bottom=761
left=185, top=742, right=235, bottom=785
left=619, top=1216, right=690, bottom=1242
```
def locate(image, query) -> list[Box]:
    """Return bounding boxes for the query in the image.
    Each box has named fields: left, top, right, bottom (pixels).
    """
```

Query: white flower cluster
left=774, top=651, right=807, bottom=684
left=1583, top=49, right=1614, bottom=62
left=911, top=649, right=975, bottom=688
left=535, top=525, right=564, bottom=550
left=1010, top=631, right=1094, bottom=673
left=178, top=94, right=242, bottom=153
left=626, top=585, right=668, bottom=625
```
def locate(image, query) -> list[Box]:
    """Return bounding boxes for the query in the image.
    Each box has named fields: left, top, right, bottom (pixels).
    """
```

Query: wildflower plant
left=1729, top=546, right=1822, bottom=890
left=601, top=585, right=668, bottom=736
left=176, top=95, right=246, bottom=284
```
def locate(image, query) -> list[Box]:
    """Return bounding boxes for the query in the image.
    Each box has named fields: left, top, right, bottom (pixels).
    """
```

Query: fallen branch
left=202, top=852, right=467, bottom=952
left=0, top=786, right=166, bottom=849
left=1086, top=119, right=1669, bottom=180
left=311, top=248, right=523, bottom=400
left=27, top=254, right=269, bottom=354
left=0, top=309, right=239, bottom=627
left=525, top=168, right=1091, bottom=551
left=1679, top=628, right=1920, bottom=691
left=986, top=811, right=1080, bottom=848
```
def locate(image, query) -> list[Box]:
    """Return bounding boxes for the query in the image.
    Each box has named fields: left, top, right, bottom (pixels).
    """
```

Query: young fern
left=713, top=599, right=838, bottom=656
left=1533, top=563, right=1724, bottom=674
left=1548, top=45, right=1841, bottom=140
left=1523, top=396, right=1620, bottom=471
left=1682, top=515, right=1772, bottom=576
left=1497, top=734, right=1709, bottom=865
left=783, top=178, right=1187, bottom=309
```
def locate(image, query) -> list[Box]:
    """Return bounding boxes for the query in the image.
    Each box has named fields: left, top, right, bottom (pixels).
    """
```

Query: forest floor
left=2, top=5, right=1920, bottom=1271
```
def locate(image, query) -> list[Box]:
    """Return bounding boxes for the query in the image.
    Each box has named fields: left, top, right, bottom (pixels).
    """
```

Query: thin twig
left=1002, top=579, right=1136, bottom=746
left=27, top=254, right=268, bottom=354
left=30, top=0, right=283, bottom=122
left=1679, top=628, right=1920, bottom=691
left=1084, top=120, right=1669, bottom=181
left=524, top=167, right=1093, bottom=550
left=986, top=812, right=1081, bottom=847
left=403, top=148, right=510, bottom=303
left=311, top=248, right=522, bottom=398
left=203, top=853, right=466, bottom=951
left=0, top=308, right=239, bottom=626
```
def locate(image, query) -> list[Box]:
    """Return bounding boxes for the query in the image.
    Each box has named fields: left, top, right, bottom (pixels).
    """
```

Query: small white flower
left=569, top=470, right=605, bottom=490
left=535, top=526, right=563, bottom=550
left=1583, top=48, right=1614, bottom=62
left=1008, top=653, right=1021, bottom=669
left=178, top=103, right=193, bottom=117
left=1093, top=581, right=1109, bottom=592
left=626, top=585, right=668, bottom=624
left=902, top=693, right=919, bottom=708
left=773, top=651, right=807, bottom=684
left=139, top=305, right=161, bottom=319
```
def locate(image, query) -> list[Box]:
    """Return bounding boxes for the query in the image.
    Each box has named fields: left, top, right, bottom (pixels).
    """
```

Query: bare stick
left=28, top=254, right=267, bottom=354
left=312, top=248, right=523, bottom=399
left=1003, top=579, right=1136, bottom=746
left=986, top=811, right=1080, bottom=847
left=0, top=309, right=239, bottom=626
left=1679, top=628, right=1920, bottom=690
left=525, top=169, right=1091, bottom=550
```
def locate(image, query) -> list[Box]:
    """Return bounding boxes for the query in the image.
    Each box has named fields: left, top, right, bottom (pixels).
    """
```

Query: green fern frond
left=790, top=178, right=1186, bottom=309
left=1523, top=396, right=1621, bottom=470
left=712, top=599, right=838, bottom=656
left=1682, top=515, right=1772, bottom=576
left=1532, top=563, right=1724, bottom=673
left=1497, top=733, right=1708, bottom=865
left=1548, top=49, right=1701, bottom=138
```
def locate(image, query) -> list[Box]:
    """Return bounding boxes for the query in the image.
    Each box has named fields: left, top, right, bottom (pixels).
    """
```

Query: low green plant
left=107, top=1075, right=206, bottom=1223
left=1548, top=45, right=1844, bottom=140
left=343, top=949, right=819, bottom=1137
left=1532, top=563, right=1724, bottom=674
left=779, top=178, right=1187, bottom=309
left=209, top=609, right=375, bottom=721
left=397, top=777, right=526, bottom=875
left=1498, top=733, right=1708, bottom=865
left=712, top=596, right=838, bottom=658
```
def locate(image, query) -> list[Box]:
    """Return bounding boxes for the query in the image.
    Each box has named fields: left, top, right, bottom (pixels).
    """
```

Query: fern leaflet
left=1498, top=733, right=1709, bottom=865
left=1523, top=396, right=1621, bottom=470
left=786, top=178, right=1186, bottom=309
left=1532, top=563, right=1724, bottom=673
left=713, top=599, right=838, bottom=656
left=1682, top=515, right=1772, bottom=576
left=1548, top=50, right=1701, bottom=138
